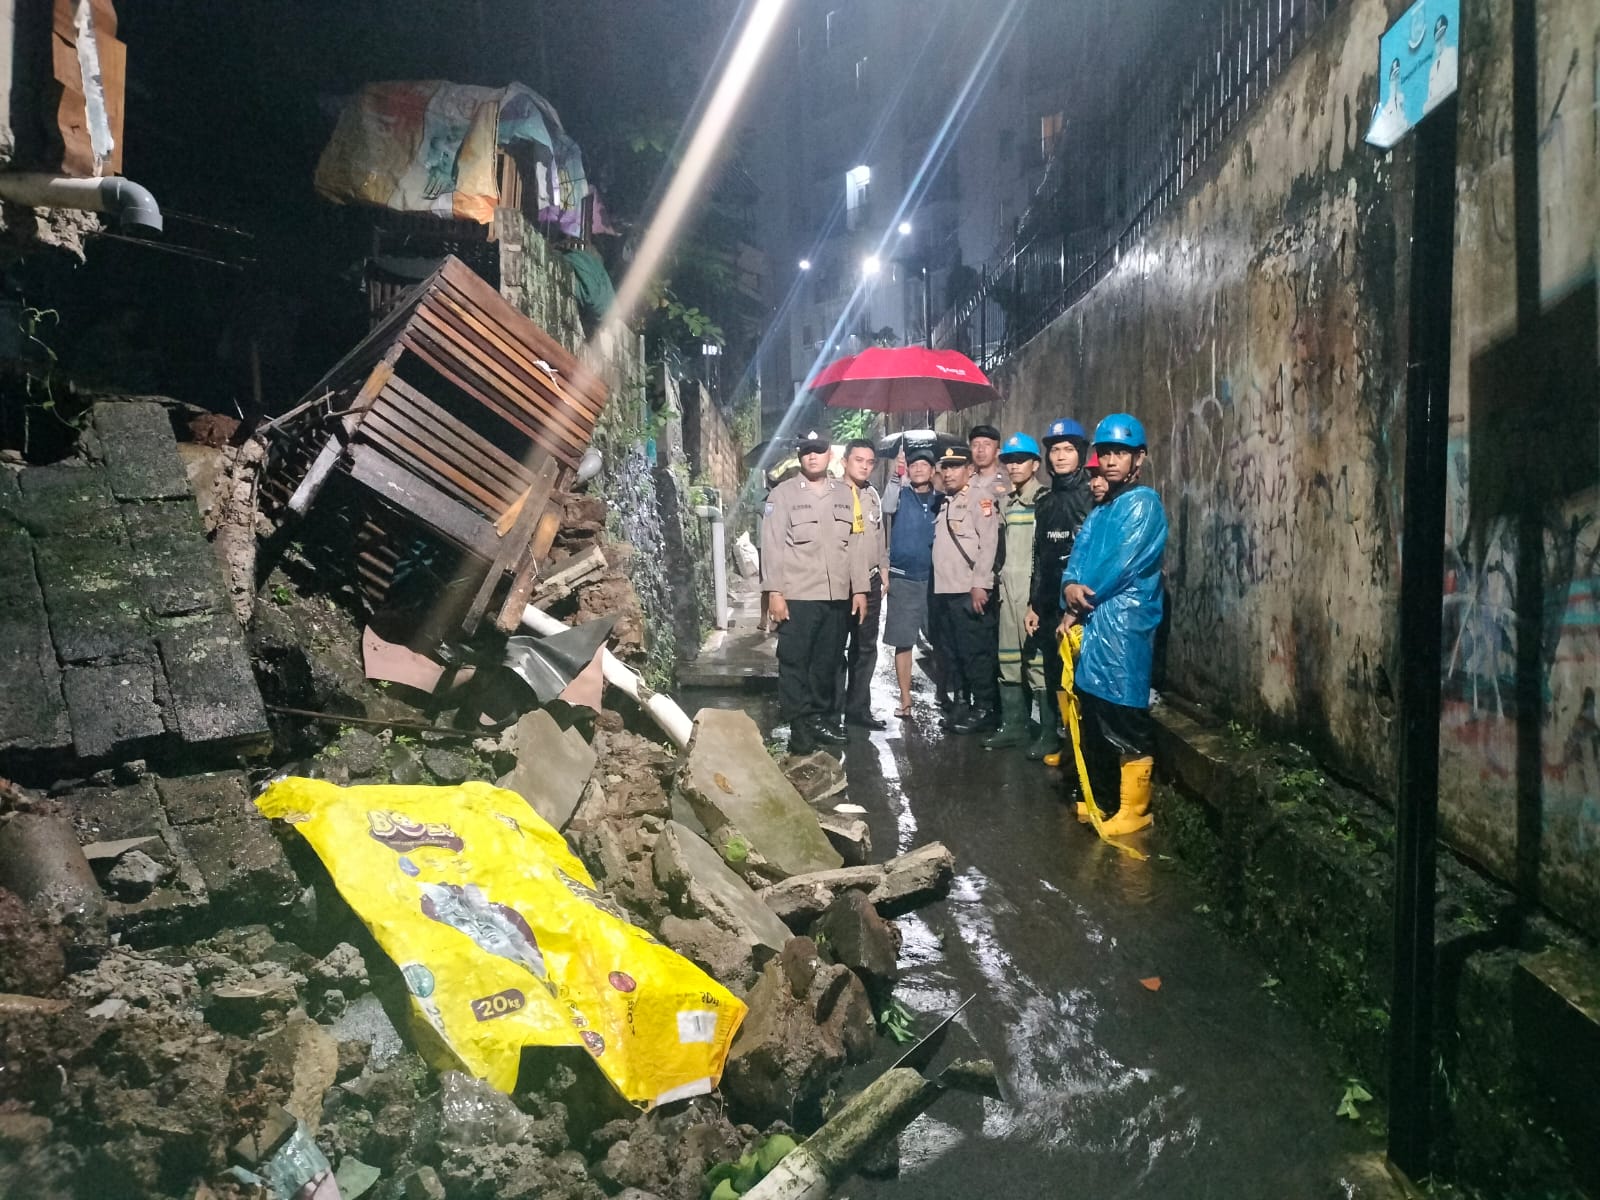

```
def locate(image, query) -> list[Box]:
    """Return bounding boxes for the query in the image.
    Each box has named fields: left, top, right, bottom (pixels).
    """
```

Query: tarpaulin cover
left=256, top=777, right=745, bottom=1104
left=314, top=81, right=602, bottom=230
left=1061, top=484, right=1168, bottom=708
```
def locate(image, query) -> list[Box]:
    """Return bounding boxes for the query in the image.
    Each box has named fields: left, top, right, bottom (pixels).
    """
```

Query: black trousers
left=1036, top=604, right=1065, bottom=703
left=1075, top=688, right=1153, bottom=816
left=932, top=592, right=999, bottom=711
left=838, top=574, right=882, bottom=718
left=778, top=599, right=850, bottom=724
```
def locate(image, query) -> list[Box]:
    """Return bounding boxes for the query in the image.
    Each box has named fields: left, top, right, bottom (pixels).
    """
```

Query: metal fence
left=935, top=0, right=1344, bottom=370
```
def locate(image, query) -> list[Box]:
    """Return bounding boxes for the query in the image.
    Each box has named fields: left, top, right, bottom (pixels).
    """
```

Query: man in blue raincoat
left=1061, top=414, right=1168, bottom=835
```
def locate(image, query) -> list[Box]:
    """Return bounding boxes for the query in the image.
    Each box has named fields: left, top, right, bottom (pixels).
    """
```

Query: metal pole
left=1386, top=94, right=1458, bottom=1182
left=922, top=264, right=932, bottom=349
left=979, top=264, right=989, bottom=369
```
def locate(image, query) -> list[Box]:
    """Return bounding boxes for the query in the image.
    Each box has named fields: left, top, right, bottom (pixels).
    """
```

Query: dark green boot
left=1025, top=687, right=1062, bottom=760
left=981, top=684, right=1028, bottom=750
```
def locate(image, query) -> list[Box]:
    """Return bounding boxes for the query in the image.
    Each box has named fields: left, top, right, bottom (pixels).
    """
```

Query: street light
left=897, top=221, right=913, bottom=236
left=798, top=258, right=812, bottom=271
left=862, top=255, right=881, bottom=277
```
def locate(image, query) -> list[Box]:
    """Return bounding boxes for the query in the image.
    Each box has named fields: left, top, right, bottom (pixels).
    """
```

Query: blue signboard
left=1365, top=0, right=1459, bottom=149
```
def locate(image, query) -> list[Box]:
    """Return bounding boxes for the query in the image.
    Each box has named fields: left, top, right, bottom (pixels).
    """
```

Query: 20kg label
left=470, top=988, right=527, bottom=1022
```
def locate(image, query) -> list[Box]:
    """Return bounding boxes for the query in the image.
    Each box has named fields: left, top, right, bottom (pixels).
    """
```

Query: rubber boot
left=1098, top=756, right=1155, bottom=836
left=1025, top=688, right=1062, bottom=760
left=980, top=685, right=1028, bottom=749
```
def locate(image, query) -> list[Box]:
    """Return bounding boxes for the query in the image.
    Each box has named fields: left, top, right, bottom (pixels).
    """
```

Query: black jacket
left=1029, top=468, right=1094, bottom=614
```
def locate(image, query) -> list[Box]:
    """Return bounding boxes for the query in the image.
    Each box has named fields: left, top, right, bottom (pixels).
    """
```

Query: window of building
left=1040, top=111, right=1065, bottom=162
left=845, top=164, right=871, bottom=231
left=801, top=323, right=815, bottom=346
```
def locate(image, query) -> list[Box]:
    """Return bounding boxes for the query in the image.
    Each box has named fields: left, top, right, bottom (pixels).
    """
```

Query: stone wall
left=681, top=379, right=745, bottom=507
left=986, top=0, right=1600, bottom=936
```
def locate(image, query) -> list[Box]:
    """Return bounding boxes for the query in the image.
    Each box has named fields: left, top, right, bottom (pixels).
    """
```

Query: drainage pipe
left=0, top=173, right=163, bottom=233
left=519, top=604, right=694, bottom=749
left=693, top=500, right=730, bottom=631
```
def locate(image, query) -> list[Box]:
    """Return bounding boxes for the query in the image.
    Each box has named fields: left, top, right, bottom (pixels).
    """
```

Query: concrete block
left=33, top=535, right=149, bottom=663
left=158, top=771, right=253, bottom=827
left=173, top=803, right=298, bottom=919
left=652, top=820, right=792, bottom=957
left=124, top=525, right=226, bottom=617
left=16, top=464, right=119, bottom=538
left=0, top=529, right=71, bottom=755
left=61, top=661, right=166, bottom=760
left=157, top=614, right=270, bottom=749
left=92, top=401, right=191, bottom=501
left=496, top=708, right=596, bottom=829
left=1515, top=947, right=1600, bottom=1191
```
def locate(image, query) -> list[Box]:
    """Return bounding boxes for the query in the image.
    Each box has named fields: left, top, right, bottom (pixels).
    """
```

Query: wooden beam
left=461, top=454, right=559, bottom=635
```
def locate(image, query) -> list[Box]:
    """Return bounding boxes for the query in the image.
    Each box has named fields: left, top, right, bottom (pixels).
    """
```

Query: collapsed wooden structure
left=265, top=255, right=606, bottom=636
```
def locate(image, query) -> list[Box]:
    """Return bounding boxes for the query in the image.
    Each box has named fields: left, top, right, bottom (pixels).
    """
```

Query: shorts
left=881, top=576, right=930, bottom=650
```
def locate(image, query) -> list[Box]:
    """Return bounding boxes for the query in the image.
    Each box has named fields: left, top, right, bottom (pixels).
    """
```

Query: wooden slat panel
left=411, top=304, right=595, bottom=451
left=378, top=376, right=533, bottom=498
left=431, top=289, right=604, bottom=424
left=436, top=258, right=609, bottom=406
left=356, top=410, right=508, bottom=517
left=346, top=444, right=497, bottom=561
left=401, top=326, right=587, bottom=468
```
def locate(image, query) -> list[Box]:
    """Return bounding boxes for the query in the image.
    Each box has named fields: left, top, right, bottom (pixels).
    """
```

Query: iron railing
left=936, top=0, right=1344, bottom=370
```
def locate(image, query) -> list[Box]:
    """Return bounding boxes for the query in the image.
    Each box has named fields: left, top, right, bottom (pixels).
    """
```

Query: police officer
left=761, top=431, right=868, bottom=754
left=967, top=424, right=1011, bottom=509
left=838, top=438, right=889, bottom=730
left=931, top=445, right=1001, bottom=734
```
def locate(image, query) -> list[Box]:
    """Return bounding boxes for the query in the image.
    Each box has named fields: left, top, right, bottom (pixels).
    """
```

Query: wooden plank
left=357, top=411, right=509, bottom=517
left=345, top=443, right=498, bottom=561
left=287, top=434, right=343, bottom=517
left=461, top=455, right=558, bottom=635
left=494, top=505, right=564, bottom=633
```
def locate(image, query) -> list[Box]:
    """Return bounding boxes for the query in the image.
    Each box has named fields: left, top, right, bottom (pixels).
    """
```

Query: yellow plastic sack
left=256, top=778, right=746, bottom=1105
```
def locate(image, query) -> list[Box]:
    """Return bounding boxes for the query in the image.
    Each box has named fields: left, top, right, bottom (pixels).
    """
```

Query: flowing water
left=685, top=660, right=1383, bottom=1198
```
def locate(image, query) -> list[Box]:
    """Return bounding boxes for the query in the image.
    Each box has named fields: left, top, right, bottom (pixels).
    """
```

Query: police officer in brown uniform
left=761, top=431, right=868, bottom=754
left=968, top=423, right=1011, bottom=510
left=931, top=445, right=1002, bottom=733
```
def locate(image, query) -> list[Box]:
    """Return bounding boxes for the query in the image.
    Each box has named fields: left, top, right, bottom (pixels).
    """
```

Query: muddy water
left=686, top=662, right=1380, bottom=1198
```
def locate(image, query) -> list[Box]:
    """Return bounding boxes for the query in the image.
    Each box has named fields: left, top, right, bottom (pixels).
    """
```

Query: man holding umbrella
left=761, top=431, right=869, bottom=754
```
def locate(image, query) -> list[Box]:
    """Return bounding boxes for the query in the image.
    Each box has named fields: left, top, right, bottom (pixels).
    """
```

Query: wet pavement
left=685, top=656, right=1382, bottom=1198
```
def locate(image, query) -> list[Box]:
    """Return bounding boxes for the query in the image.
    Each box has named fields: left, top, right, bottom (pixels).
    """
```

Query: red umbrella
left=805, top=346, right=998, bottom=413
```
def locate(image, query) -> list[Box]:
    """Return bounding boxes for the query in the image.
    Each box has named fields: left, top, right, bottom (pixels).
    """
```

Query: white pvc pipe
left=694, top=504, right=729, bottom=630
left=0, top=173, right=163, bottom=232
left=520, top=605, right=694, bottom=749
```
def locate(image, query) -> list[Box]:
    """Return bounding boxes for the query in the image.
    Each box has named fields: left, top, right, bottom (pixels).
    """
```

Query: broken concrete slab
left=813, top=889, right=899, bottom=1004
left=263, top=1011, right=341, bottom=1126
left=157, top=771, right=253, bottom=827
left=816, top=811, right=871, bottom=866
left=676, top=709, right=840, bottom=880
left=0, top=529, right=71, bottom=755
left=496, top=707, right=596, bottom=829
left=759, top=866, right=886, bottom=928
left=157, top=613, right=271, bottom=748
left=61, top=661, right=166, bottom=760
left=170, top=802, right=299, bottom=921
left=783, top=751, right=848, bottom=805
left=652, top=821, right=791, bottom=960
left=721, top=955, right=876, bottom=1127
left=124, top=522, right=227, bottom=618
left=93, top=401, right=191, bottom=502
left=869, top=842, right=955, bottom=916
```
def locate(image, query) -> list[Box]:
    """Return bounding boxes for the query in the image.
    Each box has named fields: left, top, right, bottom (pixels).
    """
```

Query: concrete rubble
left=0, top=403, right=963, bottom=1200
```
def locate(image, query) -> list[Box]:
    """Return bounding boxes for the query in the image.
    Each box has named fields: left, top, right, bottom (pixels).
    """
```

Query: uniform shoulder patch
left=763, top=502, right=774, bottom=516
left=980, top=499, right=994, bottom=516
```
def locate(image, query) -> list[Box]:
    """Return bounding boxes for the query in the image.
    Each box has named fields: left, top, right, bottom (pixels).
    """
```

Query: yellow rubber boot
left=1098, top=756, right=1154, bottom=836
left=1074, top=801, right=1090, bottom=823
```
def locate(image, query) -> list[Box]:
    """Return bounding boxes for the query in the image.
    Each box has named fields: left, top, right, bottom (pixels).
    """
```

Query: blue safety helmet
left=1042, top=418, right=1087, bottom=446
left=1092, top=413, right=1147, bottom=449
left=999, top=432, right=1042, bottom=461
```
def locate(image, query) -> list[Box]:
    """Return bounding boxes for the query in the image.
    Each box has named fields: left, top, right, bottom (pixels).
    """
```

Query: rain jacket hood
left=1063, top=483, right=1168, bottom=707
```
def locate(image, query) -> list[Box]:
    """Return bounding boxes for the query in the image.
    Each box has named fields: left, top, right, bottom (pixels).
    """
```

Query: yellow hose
left=1059, top=625, right=1147, bottom=861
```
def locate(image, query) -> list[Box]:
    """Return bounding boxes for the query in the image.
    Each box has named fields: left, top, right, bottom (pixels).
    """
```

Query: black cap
left=937, top=445, right=972, bottom=468
left=968, top=424, right=1001, bottom=444
left=905, top=445, right=938, bottom=466
left=796, top=430, right=830, bottom=453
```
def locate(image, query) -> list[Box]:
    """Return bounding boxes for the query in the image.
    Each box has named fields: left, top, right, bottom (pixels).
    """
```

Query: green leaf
left=709, top=1179, right=741, bottom=1200
left=755, top=1134, right=798, bottom=1174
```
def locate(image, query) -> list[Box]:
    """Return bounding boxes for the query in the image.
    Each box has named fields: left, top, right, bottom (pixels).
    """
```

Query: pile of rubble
left=0, top=696, right=955, bottom=1200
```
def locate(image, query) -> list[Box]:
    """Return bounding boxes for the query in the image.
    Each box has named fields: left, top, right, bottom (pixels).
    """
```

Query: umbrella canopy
left=877, top=428, right=963, bottom=457
left=805, top=346, right=998, bottom=413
